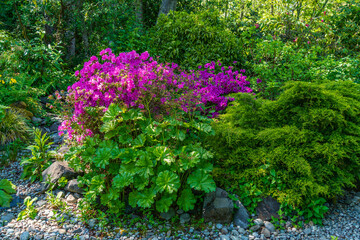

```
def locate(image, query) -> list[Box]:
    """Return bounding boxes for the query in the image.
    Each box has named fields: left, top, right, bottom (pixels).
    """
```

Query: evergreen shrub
left=149, top=10, right=245, bottom=70
left=209, top=81, right=360, bottom=211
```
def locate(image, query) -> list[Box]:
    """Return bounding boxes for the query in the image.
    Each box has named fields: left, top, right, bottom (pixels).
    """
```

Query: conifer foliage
left=210, top=81, right=360, bottom=208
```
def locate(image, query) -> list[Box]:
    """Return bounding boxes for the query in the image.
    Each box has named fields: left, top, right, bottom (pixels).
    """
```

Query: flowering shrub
left=59, top=49, right=252, bottom=142
left=58, top=49, right=252, bottom=215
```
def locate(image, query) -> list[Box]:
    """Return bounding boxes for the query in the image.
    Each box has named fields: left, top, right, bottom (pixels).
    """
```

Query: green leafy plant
left=20, top=128, right=55, bottom=182
left=57, top=177, right=68, bottom=189
left=297, top=198, right=329, bottom=225
left=46, top=191, right=66, bottom=210
left=0, top=179, right=16, bottom=207
left=17, top=196, right=38, bottom=220
left=67, top=104, right=216, bottom=214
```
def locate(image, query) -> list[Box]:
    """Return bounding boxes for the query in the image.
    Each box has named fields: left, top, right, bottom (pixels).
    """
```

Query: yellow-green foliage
left=209, top=81, right=360, bottom=208
left=0, top=106, right=29, bottom=145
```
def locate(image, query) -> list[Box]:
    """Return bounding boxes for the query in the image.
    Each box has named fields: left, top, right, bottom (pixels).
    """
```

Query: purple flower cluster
left=59, top=49, right=252, bottom=141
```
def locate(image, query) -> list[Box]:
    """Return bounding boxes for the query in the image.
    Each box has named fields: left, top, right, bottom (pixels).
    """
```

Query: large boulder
left=256, top=196, right=280, bottom=221
left=233, top=200, right=250, bottom=229
left=41, top=161, right=77, bottom=191
left=203, top=188, right=234, bottom=224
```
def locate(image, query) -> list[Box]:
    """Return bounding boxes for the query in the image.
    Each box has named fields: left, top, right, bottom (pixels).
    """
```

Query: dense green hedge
left=149, top=10, right=245, bottom=70
left=209, top=81, right=360, bottom=209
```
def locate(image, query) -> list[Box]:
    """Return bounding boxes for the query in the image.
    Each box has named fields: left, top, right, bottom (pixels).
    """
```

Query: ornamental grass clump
left=60, top=49, right=252, bottom=214
left=209, top=81, right=360, bottom=219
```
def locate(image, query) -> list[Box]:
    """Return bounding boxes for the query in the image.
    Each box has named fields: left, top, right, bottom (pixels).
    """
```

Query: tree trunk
left=158, top=0, right=177, bottom=17
left=135, top=0, right=144, bottom=24
left=64, top=0, right=77, bottom=60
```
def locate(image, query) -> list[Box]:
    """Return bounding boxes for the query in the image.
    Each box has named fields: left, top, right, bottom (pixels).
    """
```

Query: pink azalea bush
left=59, top=49, right=252, bottom=141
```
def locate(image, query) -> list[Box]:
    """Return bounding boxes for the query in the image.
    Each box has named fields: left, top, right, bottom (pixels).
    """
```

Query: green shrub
left=247, top=39, right=320, bottom=99
left=209, top=81, right=360, bottom=217
left=0, top=30, right=74, bottom=98
left=149, top=10, right=245, bottom=70
left=66, top=105, right=216, bottom=214
left=310, top=55, right=360, bottom=83
left=248, top=39, right=360, bottom=99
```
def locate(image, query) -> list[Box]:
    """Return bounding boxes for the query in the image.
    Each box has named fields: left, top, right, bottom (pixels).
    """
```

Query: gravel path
left=1, top=159, right=360, bottom=240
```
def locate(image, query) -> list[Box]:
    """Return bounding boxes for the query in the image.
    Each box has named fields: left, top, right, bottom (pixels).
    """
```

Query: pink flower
left=60, top=49, right=253, bottom=141
left=255, top=23, right=259, bottom=28
left=293, top=38, right=298, bottom=42
left=140, top=51, right=149, bottom=60
left=307, top=41, right=310, bottom=44
left=321, top=19, right=324, bottom=22
left=306, top=24, right=309, bottom=27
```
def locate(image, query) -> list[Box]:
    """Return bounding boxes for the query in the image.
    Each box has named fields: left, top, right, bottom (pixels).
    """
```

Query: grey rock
left=180, top=213, right=190, bottom=224
left=56, top=145, right=70, bottom=159
left=1, top=213, right=15, bottom=222
left=51, top=133, right=63, bottom=145
left=303, top=228, right=312, bottom=235
left=66, top=194, right=77, bottom=204
left=72, top=228, right=82, bottom=233
left=264, top=221, right=275, bottom=232
left=160, top=208, right=175, bottom=220
left=221, top=227, right=229, bottom=234
left=203, top=188, right=234, bottom=223
left=220, top=235, right=230, bottom=240
left=65, top=179, right=84, bottom=194
left=41, top=161, right=77, bottom=191
left=32, top=117, right=42, bottom=123
left=250, top=224, right=261, bottom=231
left=231, top=230, right=240, bottom=236
left=35, top=199, right=47, bottom=207
left=233, top=200, right=250, bottom=229
left=58, top=229, right=66, bottom=234
left=255, top=196, right=280, bottom=221
left=254, top=219, right=264, bottom=226
left=177, top=209, right=184, bottom=215
left=88, top=219, right=96, bottom=228
left=49, top=122, right=60, bottom=132
left=20, top=231, right=30, bottom=240
left=261, top=228, right=271, bottom=238
left=216, top=223, right=223, bottom=229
